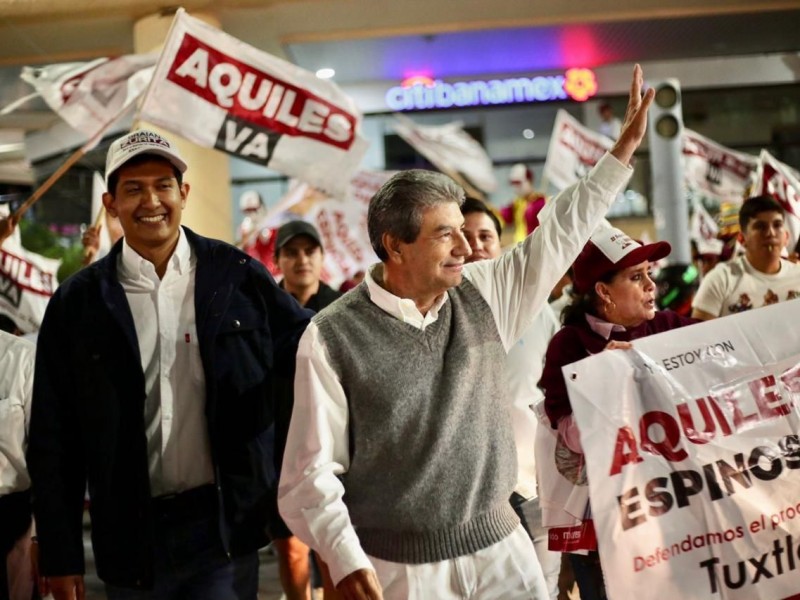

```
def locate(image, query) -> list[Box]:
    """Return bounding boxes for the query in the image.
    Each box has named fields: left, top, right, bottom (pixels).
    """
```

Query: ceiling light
left=523, top=129, right=535, bottom=139
left=316, top=68, right=335, bottom=79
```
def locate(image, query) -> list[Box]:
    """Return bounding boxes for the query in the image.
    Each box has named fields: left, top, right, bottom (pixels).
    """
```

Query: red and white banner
left=543, top=109, right=613, bottom=191
left=392, top=114, right=496, bottom=197
left=682, top=129, right=756, bottom=207
left=565, top=301, right=800, bottom=599
left=0, top=206, right=60, bottom=334
left=139, top=9, right=368, bottom=198
left=20, top=53, right=157, bottom=144
left=753, top=150, right=800, bottom=252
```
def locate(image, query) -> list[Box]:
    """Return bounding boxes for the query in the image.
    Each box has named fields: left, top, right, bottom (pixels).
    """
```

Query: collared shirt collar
left=365, top=264, right=448, bottom=328
left=585, top=312, right=627, bottom=340
left=120, top=227, right=191, bottom=280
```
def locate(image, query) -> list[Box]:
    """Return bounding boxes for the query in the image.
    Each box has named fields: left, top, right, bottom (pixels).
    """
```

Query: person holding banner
left=27, top=129, right=312, bottom=600
left=279, top=64, right=654, bottom=600
left=539, top=227, right=697, bottom=600
left=691, top=195, right=800, bottom=320
left=81, top=212, right=124, bottom=265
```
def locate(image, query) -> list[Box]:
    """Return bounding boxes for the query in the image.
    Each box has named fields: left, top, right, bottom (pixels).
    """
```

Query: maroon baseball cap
left=572, top=227, right=671, bottom=294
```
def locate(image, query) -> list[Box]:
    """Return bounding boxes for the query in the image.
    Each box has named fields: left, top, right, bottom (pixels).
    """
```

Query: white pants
left=532, top=533, right=561, bottom=600
left=368, top=526, right=548, bottom=599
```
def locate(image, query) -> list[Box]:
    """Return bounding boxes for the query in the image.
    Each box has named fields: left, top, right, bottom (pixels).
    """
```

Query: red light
left=563, top=68, right=598, bottom=102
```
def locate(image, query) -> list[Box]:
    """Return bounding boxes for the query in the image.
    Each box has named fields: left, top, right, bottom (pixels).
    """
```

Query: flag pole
left=130, top=7, right=182, bottom=129
left=11, top=104, right=132, bottom=222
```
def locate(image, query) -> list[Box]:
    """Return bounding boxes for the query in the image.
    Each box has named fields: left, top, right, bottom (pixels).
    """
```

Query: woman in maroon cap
left=538, top=227, right=697, bottom=600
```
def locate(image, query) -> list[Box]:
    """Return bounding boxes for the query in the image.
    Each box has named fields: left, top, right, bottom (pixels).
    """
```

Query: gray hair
left=368, top=170, right=465, bottom=261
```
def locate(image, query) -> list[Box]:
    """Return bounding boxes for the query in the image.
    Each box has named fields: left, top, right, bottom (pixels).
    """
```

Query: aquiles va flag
left=565, top=301, right=800, bottom=599
left=139, top=9, right=368, bottom=198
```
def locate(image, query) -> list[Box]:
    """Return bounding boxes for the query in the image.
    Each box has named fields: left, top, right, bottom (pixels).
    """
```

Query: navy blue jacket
left=27, top=228, right=312, bottom=588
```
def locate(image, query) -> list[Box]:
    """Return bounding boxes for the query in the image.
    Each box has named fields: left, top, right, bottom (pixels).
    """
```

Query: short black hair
left=461, top=197, right=502, bottom=237
left=106, top=153, right=183, bottom=196
left=738, top=195, right=784, bottom=232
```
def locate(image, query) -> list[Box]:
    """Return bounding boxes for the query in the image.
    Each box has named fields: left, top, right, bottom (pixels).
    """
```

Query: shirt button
left=239, top=258, right=246, bottom=264
left=232, top=320, right=241, bottom=328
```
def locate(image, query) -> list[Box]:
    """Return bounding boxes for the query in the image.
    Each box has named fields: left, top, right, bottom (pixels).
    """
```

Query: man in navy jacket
left=27, top=130, right=311, bottom=600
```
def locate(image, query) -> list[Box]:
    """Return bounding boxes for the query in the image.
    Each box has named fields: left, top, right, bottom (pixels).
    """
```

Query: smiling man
left=691, top=195, right=800, bottom=319
left=27, top=130, right=311, bottom=600
left=279, top=65, right=655, bottom=600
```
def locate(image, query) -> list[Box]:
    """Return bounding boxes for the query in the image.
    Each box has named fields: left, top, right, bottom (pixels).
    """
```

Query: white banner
left=690, top=198, right=724, bottom=256
left=542, top=109, right=613, bottom=191
left=392, top=114, right=496, bottom=196
left=20, top=54, right=157, bottom=144
left=566, top=302, right=800, bottom=599
left=139, top=9, right=368, bottom=198
left=753, top=150, right=800, bottom=252
left=0, top=206, right=60, bottom=334
left=682, top=129, right=756, bottom=207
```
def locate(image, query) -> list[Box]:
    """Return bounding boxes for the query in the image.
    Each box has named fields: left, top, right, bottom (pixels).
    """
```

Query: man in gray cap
left=28, top=129, right=311, bottom=600
left=275, top=220, right=341, bottom=312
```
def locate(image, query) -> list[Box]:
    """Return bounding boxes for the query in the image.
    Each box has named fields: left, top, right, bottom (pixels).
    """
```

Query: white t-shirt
left=692, top=255, right=800, bottom=317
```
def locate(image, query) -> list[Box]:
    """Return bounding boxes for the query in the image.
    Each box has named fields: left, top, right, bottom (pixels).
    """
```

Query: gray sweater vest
left=314, top=279, right=519, bottom=563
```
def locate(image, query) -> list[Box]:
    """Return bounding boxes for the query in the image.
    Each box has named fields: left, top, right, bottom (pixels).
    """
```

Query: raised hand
left=611, top=64, right=656, bottom=166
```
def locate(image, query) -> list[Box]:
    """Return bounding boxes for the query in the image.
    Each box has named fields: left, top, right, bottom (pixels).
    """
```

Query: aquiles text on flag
left=165, top=33, right=357, bottom=164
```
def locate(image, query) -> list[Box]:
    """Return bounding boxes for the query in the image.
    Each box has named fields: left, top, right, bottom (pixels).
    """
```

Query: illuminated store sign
left=385, top=68, right=598, bottom=111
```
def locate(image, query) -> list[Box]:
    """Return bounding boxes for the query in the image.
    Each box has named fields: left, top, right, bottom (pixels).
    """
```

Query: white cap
left=509, top=163, right=532, bottom=183
left=105, top=129, right=187, bottom=188
left=239, top=190, right=263, bottom=212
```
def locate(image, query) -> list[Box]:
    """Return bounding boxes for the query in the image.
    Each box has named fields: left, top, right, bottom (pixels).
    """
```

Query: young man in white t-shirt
left=691, top=195, right=800, bottom=319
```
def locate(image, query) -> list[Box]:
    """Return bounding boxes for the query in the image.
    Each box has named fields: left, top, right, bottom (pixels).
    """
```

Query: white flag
left=392, top=114, right=496, bottom=196
left=682, top=129, right=756, bottom=206
left=752, top=150, right=800, bottom=252
left=20, top=54, right=157, bottom=143
left=543, top=109, right=613, bottom=191
left=689, top=199, right=723, bottom=256
left=139, top=9, right=368, bottom=198
left=0, top=204, right=60, bottom=334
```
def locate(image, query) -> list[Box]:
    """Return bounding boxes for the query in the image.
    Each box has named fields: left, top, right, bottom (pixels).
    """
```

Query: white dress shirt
left=118, top=229, right=214, bottom=497
left=0, top=331, right=35, bottom=496
left=278, top=153, right=632, bottom=585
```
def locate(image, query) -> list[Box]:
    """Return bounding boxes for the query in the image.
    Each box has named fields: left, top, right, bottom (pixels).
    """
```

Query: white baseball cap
left=239, top=190, right=263, bottom=212
left=105, top=129, right=187, bottom=188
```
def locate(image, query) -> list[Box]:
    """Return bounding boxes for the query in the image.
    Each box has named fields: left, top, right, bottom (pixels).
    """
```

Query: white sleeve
left=277, top=322, right=373, bottom=586
left=22, top=344, right=34, bottom=434
left=691, top=264, right=730, bottom=317
left=464, top=153, right=632, bottom=350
